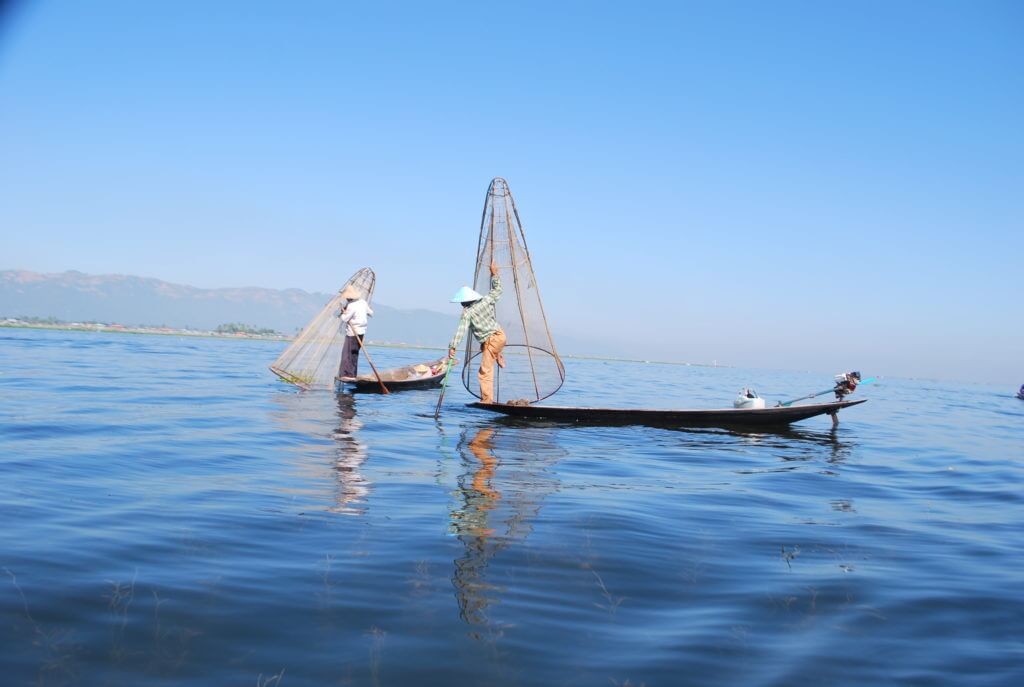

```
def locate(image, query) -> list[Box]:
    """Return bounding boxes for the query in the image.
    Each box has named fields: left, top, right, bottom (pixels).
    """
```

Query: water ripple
left=1, top=329, right=1021, bottom=686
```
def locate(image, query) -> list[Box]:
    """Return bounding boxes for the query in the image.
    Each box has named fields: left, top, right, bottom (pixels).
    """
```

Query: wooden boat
left=341, top=357, right=452, bottom=393
left=468, top=398, right=867, bottom=429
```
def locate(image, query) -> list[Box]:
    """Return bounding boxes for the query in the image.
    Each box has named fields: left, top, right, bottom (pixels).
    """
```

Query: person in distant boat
left=448, top=260, right=506, bottom=404
left=338, top=285, right=373, bottom=382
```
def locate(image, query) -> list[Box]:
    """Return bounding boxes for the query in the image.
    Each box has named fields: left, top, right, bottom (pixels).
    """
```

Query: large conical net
left=460, top=178, right=565, bottom=402
left=270, top=267, right=376, bottom=390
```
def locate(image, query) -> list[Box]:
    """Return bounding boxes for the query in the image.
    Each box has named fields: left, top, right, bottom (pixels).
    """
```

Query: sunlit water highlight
left=1, top=329, right=1021, bottom=686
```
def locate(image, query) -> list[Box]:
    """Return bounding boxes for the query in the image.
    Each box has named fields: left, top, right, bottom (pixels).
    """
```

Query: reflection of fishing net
left=449, top=426, right=566, bottom=626
left=270, top=268, right=376, bottom=390
left=460, top=178, right=565, bottom=402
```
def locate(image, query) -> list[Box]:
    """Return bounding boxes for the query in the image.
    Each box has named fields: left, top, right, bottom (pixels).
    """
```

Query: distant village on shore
left=2, top=315, right=292, bottom=341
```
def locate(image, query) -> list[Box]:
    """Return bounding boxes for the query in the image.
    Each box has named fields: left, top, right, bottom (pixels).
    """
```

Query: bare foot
left=497, top=354, right=506, bottom=369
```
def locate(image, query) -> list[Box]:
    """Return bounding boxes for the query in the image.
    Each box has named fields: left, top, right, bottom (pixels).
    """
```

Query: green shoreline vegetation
left=1, top=317, right=443, bottom=352
left=1, top=317, right=722, bottom=367
left=2, top=316, right=290, bottom=342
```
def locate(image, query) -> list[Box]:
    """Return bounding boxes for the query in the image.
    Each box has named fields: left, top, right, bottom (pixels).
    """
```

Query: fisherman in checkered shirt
left=448, top=259, right=507, bottom=403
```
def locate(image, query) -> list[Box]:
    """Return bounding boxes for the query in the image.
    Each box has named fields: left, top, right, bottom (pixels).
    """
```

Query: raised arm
left=479, top=259, right=502, bottom=306
left=479, top=275, right=502, bottom=306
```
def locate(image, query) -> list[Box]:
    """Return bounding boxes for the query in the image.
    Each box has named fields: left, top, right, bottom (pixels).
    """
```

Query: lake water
left=1, top=329, right=1021, bottom=686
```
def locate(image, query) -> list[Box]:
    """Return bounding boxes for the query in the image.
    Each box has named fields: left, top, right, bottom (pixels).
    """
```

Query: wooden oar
left=778, top=377, right=874, bottom=407
left=434, top=355, right=455, bottom=419
left=354, top=335, right=389, bottom=394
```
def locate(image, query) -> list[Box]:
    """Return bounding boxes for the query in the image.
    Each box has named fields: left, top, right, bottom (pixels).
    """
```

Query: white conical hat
left=450, top=286, right=483, bottom=303
left=339, top=285, right=361, bottom=299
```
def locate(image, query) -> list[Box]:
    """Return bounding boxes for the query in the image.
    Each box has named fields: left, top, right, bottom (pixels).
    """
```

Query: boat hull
left=340, top=357, right=451, bottom=393
left=468, top=399, right=867, bottom=428
left=350, top=373, right=446, bottom=392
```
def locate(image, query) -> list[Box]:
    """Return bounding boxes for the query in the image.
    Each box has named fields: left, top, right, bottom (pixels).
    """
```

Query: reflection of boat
left=468, top=398, right=866, bottom=429
left=341, top=357, right=452, bottom=392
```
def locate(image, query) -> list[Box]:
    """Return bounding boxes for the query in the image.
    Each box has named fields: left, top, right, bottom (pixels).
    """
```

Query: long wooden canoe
left=341, top=357, right=451, bottom=393
left=468, top=398, right=866, bottom=429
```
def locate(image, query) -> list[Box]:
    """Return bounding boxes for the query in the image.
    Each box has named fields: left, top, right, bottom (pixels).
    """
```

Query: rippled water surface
left=1, top=329, right=1021, bottom=686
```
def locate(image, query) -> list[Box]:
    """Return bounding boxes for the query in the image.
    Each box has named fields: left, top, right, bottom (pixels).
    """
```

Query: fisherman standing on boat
left=338, top=284, right=373, bottom=382
left=449, top=260, right=506, bottom=403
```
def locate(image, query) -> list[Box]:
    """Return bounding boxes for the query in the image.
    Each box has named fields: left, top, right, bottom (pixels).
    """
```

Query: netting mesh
left=460, top=178, right=565, bottom=402
left=270, top=268, right=376, bottom=390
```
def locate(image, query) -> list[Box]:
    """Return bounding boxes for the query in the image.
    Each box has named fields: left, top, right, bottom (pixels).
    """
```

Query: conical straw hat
left=450, top=286, right=483, bottom=303
left=339, top=285, right=361, bottom=299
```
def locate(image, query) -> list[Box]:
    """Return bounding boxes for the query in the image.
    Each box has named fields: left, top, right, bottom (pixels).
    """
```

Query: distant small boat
left=1017, top=385, right=1024, bottom=401
left=468, top=398, right=866, bottom=429
left=340, top=357, right=451, bottom=393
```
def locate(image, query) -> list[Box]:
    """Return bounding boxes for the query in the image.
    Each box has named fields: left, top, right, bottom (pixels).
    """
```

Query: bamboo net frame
left=270, top=267, right=376, bottom=390
left=460, top=178, right=565, bottom=402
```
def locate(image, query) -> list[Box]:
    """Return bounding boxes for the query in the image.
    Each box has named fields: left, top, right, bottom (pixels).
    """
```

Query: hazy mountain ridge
left=0, top=269, right=459, bottom=346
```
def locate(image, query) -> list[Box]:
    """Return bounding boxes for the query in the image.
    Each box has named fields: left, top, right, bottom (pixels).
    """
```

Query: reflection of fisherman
left=447, top=425, right=562, bottom=634
left=451, top=427, right=501, bottom=627
left=448, top=260, right=506, bottom=403
left=331, top=393, right=368, bottom=515
left=458, top=428, right=500, bottom=533
left=338, top=285, right=373, bottom=382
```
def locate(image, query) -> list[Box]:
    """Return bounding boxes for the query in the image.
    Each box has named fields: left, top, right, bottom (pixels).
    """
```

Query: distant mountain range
left=0, top=269, right=458, bottom=347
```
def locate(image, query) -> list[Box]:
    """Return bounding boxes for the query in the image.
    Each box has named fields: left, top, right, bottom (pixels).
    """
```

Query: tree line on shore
left=3, top=315, right=284, bottom=336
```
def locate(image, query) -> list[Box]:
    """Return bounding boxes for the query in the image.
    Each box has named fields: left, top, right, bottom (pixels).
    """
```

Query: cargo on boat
left=343, top=357, right=452, bottom=393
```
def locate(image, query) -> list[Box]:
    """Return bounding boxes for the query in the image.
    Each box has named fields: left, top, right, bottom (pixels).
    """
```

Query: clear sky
left=1, top=1, right=1021, bottom=384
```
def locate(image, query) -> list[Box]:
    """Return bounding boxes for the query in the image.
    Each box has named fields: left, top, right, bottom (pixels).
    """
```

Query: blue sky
left=1, top=1, right=1020, bottom=383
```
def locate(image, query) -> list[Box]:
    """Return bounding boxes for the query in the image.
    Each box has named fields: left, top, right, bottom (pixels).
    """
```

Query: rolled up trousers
left=478, top=329, right=506, bottom=404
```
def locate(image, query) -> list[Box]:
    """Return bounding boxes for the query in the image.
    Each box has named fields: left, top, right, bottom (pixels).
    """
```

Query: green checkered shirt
left=449, top=275, right=503, bottom=349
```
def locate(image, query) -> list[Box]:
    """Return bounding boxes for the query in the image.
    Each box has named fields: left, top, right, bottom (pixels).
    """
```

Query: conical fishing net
left=460, top=178, right=565, bottom=402
left=270, top=267, right=376, bottom=390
